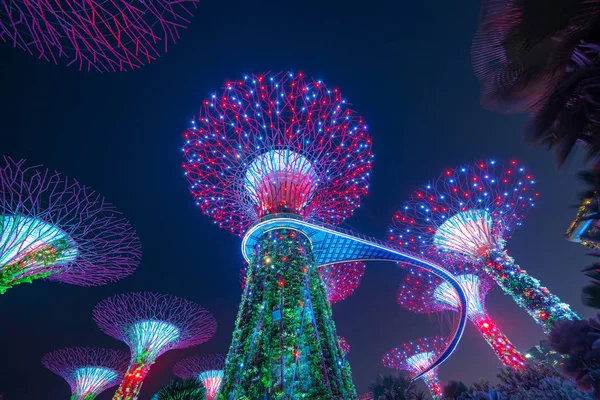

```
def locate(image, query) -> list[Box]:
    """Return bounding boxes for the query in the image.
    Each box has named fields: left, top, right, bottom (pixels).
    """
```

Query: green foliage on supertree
left=152, top=378, right=206, bottom=400
left=0, top=238, right=72, bottom=294
left=219, top=229, right=356, bottom=399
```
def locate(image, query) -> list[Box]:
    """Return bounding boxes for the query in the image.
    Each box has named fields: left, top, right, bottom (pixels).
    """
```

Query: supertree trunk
left=485, top=249, right=579, bottom=333
left=470, top=312, right=526, bottom=370
left=423, top=371, right=442, bottom=400
left=220, top=229, right=356, bottom=399
left=112, top=362, right=151, bottom=400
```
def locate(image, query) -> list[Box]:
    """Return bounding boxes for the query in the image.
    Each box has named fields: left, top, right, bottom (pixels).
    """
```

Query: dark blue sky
left=0, top=1, right=594, bottom=398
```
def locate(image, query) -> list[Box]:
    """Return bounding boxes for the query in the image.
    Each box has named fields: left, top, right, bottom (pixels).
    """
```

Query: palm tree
left=548, top=318, right=600, bottom=395
left=368, top=373, right=417, bottom=400
left=152, top=377, right=206, bottom=400
left=443, top=381, right=470, bottom=399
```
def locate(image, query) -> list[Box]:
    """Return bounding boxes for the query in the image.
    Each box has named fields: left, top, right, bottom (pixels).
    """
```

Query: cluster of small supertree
left=173, top=354, right=225, bottom=400
left=182, top=72, right=373, bottom=398
left=0, top=157, right=141, bottom=294
left=42, top=347, right=128, bottom=400
left=382, top=337, right=445, bottom=400
left=0, top=1, right=199, bottom=72
left=472, top=0, right=600, bottom=165
left=93, top=292, right=217, bottom=400
left=389, top=159, right=578, bottom=333
left=397, top=263, right=526, bottom=370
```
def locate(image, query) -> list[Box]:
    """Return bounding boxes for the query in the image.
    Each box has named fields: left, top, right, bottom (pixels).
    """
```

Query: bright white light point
left=433, top=210, right=494, bottom=258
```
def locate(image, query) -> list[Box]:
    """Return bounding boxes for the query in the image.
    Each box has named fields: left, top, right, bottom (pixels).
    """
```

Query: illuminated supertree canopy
left=42, top=347, right=128, bottom=400
left=397, top=264, right=526, bottom=370
left=382, top=337, right=445, bottom=400
left=0, top=157, right=141, bottom=295
left=0, top=1, right=199, bottom=72
left=389, top=159, right=578, bottom=332
left=173, top=354, right=225, bottom=400
left=182, top=72, right=371, bottom=398
left=93, top=292, right=217, bottom=400
left=472, top=0, right=600, bottom=164
left=182, top=71, right=373, bottom=235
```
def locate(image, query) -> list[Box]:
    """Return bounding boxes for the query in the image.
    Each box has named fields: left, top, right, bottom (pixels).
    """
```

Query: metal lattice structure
left=389, top=159, right=578, bottom=333
left=398, top=263, right=527, bottom=370
left=0, top=0, right=199, bottom=72
left=182, top=71, right=374, bottom=235
left=320, top=261, right=365, bottom=304
left=173, top=354, right=225, bottom=400
left=42, top=347, right=128, bottom=399
left=0, top=157, right=141, bottom=294
left=382, top=337, right=445, bottom=400
left=93, top=292, right=217, bottom=400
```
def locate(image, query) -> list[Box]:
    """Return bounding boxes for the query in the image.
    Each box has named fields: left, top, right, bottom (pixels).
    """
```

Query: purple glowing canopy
left=0, top=157, right=141, bottom=293
left=0, top=0, right=199, bottom=72
left=93, top=292, right=217, bottom=360
left=42, top=347, right=128, bottom=398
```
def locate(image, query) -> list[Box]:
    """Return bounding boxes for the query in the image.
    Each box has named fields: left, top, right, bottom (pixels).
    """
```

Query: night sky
left=0, top=1, right=595, bottom=399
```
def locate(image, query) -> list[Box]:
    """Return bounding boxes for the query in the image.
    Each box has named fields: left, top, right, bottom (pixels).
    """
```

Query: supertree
left=397, top=264, right=526, bottom=370
left=389, top=159, right=579, bottom=333
left=472, top=0, right=600, bottom=165
left=0, top=0, right=198, bottom=72
left=173, top=354, right=225, bottom=400
left=0, top=157, right=141, bottom=295
left=42, top=347, right=128, bottom=400
left=182, top=71, right=374, bottom=399
left=93, top=292, right=217, bottom=400
left=382, top=337, right=445, bottom=400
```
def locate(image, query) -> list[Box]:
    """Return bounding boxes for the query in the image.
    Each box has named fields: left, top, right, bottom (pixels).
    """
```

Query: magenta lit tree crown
left=0, top=0, right=198, bottom=72
left=42, top=347, right=128, bottom=399
left=320, top=261, right=366, bottom=304
left=0, top=157, right=141, bottom=294
left=383, top=337, right=445, bottom=399
left=93, top=292, right=217, bottom=360
left=173, top=354, right=225, bottom=400
left=182, top=71, right=374, bottom=235
left=389, top=159, right=536, bottom=260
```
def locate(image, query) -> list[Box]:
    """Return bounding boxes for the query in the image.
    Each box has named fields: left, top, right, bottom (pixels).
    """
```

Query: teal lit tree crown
left=42, top=347, right=128, bottom=398
left=93, top=292, right=217, bottom=361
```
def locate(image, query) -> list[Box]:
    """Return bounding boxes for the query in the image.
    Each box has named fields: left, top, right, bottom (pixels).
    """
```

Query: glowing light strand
left=0, top=1, right=199, bottom=72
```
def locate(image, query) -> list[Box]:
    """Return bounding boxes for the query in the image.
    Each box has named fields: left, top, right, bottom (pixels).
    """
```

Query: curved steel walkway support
left=242, top=214, right=468, bottom=381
